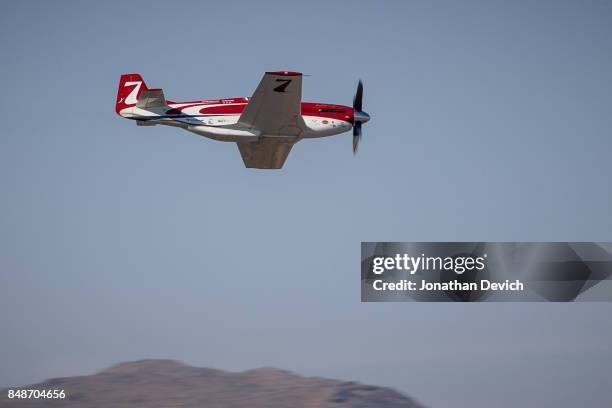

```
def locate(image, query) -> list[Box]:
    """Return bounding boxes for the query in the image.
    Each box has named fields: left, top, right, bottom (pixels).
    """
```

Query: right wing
left=237, top=71, right=304, bottom=136
left=236, top=139, right=295, bottom=169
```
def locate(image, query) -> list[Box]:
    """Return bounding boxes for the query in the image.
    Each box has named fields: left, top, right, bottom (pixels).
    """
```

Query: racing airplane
left=115, top=72, right=370, bottom=169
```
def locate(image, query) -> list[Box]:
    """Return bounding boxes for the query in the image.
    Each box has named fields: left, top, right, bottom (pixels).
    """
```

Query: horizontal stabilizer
left=136, top=88, right=166, bottom=109
left=136, top=120, right=156, bottom=126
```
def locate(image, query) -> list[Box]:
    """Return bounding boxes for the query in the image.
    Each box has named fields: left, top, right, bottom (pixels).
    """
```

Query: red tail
left=116, top=73, right=148, bottom=114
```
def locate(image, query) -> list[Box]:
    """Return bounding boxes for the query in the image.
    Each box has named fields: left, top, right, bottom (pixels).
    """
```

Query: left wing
left=238, top=71, right=304, bottom=136
left=236, top=139, right=295, bottom=169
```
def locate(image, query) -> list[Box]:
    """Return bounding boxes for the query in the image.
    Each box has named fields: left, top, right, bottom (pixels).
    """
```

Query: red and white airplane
left=115, top=72, right=370, bottom=169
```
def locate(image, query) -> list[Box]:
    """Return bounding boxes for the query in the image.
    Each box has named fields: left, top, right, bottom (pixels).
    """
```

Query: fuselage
left=119, top=97, right=354, bottom=142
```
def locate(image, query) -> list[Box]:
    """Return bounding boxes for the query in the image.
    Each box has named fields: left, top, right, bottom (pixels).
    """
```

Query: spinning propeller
left=352, top=80, right=370, bottom=154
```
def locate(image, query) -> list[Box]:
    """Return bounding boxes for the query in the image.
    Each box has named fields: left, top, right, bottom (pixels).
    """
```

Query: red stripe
left=199, top=104, right=247, bottom=114
left=165, top=100, right=353, bottom=121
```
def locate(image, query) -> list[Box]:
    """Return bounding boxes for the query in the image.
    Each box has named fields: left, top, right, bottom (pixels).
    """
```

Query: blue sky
left=1, top=1, right=612, bottom=407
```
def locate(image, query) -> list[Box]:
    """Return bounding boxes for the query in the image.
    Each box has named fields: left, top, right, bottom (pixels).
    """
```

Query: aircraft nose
left=354, top=110, right=370, bottom=124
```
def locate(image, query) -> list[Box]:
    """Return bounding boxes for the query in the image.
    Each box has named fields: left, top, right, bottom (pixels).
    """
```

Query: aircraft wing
left=236, top=139, right=295, bottom=169
left=238, top=71, right=304, bottom=136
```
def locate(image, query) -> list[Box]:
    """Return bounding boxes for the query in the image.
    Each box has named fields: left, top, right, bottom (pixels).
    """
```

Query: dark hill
left=0, top=360, right=424, bottom=407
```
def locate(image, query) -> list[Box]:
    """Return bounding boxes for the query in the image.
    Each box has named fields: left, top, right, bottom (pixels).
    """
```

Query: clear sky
left=1, top=1, right=612, bottom=407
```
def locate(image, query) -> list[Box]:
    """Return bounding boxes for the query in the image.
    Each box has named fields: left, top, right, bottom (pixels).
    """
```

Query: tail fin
left=116, top=73, right=148, bottom=114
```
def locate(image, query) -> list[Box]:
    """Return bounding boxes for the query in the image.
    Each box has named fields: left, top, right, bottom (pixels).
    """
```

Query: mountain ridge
left=0, top=359, right=425, bottom=407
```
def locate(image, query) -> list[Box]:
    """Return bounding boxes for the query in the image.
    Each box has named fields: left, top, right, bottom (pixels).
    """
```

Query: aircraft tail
left=116, top=73, right=149, bottom=114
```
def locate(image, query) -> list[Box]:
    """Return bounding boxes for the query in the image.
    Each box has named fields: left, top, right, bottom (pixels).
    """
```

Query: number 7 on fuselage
left=115, top=71, right=370, bottom=169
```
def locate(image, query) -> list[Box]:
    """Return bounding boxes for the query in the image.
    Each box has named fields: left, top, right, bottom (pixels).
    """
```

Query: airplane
left=115, top=71, right=370, bottom=169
